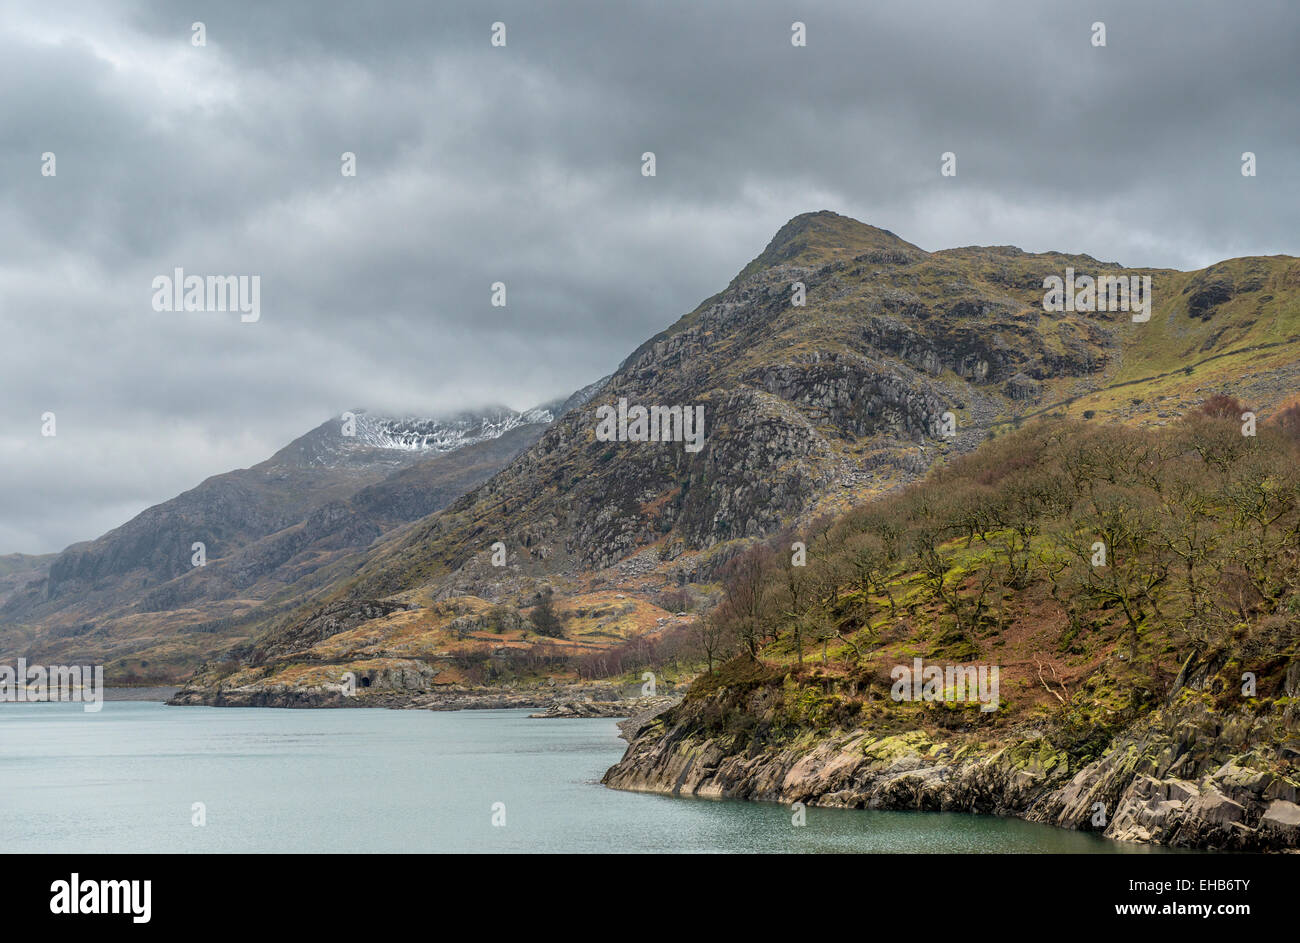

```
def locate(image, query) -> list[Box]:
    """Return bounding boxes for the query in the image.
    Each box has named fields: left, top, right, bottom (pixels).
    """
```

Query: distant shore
left=167, top=680, right=681, bottom=717
left=105, top=686, right=181, bottom=702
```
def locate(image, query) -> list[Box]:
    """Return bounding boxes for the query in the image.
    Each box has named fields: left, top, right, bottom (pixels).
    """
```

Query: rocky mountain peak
left=741, top=210, right=929, bottom=279
left=266, top=405, right=556, bottom=471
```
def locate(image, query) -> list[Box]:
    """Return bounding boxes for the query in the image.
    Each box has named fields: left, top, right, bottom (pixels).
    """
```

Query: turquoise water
left=0, top=701, right=1172, bottom=853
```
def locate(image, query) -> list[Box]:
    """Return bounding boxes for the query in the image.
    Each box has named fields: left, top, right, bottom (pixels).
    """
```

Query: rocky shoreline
left=167, top=678, right=681, bottom=715
left=166, top=658, right=1300, bottom=851
left=602, top=690, right=1300, bottom=852
left=528, top=695, right=680, bottom=720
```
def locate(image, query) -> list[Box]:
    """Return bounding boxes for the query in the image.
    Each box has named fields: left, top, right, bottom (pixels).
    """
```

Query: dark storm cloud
left=1, top=0, right=1296, bottom=552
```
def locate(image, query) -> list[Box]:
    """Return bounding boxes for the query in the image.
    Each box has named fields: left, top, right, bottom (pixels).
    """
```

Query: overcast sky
left=1, top=0, right=1296, bottom=554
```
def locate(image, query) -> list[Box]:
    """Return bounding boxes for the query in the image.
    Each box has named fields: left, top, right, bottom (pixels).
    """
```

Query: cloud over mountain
left=2, top=0, right=1297, bottom=552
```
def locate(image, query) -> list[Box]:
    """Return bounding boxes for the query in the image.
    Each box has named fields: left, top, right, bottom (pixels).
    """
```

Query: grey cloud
left=1, top=0, right=1296, bottom=551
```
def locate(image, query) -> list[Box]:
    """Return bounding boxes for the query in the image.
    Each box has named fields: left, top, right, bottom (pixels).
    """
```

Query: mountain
left=275, top=407, right=557, bottom=468
left=0, top=403, right=570, bottom=681
left=172, top=210, right=1300, bottom=704
left=0, top=554, right=55, bottom=608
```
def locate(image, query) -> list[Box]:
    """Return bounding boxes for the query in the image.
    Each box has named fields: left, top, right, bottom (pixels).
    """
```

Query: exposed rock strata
left=602, top=693, right=1300, bottom=851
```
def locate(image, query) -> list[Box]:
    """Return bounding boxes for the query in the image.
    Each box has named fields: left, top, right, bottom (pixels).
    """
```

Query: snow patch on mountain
left=270, top=386, right=604, bottom=473
left=353, top=408, right=554, bottom=453
left=271, top=405, right=558, bottom=471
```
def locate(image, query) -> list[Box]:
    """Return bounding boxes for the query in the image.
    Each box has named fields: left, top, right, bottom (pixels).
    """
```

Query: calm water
left=0, top=701, right=1172, bottom=853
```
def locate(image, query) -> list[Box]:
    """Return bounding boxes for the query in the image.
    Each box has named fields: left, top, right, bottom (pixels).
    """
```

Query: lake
left=0, top=700, right=1173, bottom=853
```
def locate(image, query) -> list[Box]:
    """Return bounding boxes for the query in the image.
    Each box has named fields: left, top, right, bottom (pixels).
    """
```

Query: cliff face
left=603, top=661, right=1300, bottom=851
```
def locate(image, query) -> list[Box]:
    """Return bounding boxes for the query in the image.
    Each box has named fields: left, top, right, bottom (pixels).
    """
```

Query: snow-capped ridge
left=354, top=407, right=554, bottom=453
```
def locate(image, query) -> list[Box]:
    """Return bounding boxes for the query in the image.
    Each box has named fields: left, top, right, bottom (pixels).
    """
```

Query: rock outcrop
left=602, top=689, right=1300, bottom=852
left=528, top=694, right=680, bottom=720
